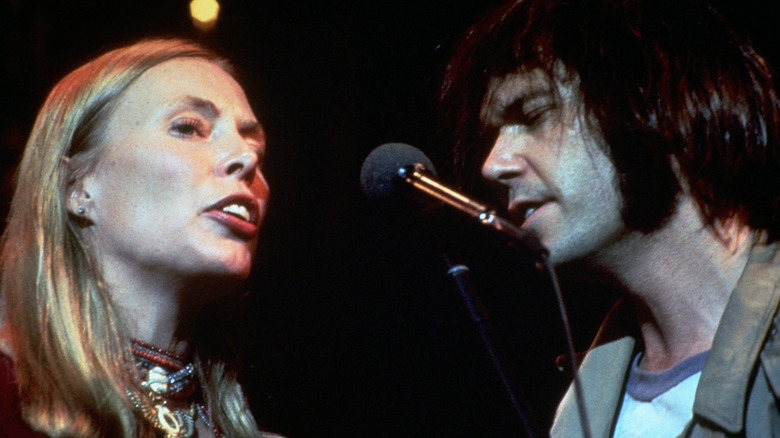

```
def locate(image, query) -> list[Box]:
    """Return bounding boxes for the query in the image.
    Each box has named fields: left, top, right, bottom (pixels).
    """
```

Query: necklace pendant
left=148, top=366, right=171, bottom=394
left=154, top=403, right=195, bottom=438
left=156, top=404, right=184, bottom=437
left=129, top=340, right=198, bottom=437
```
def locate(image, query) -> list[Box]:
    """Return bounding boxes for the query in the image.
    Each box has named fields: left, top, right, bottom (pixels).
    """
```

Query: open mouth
left=221, top=203, right=252, bottom=223
left=522, top=204, right=539, bottom=220
left=204, top=195, right=262, bottom=239
left=510, top=200, right=546, bottom=226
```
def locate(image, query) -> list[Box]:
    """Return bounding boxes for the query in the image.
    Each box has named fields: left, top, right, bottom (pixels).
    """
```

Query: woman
left=0, top=38, right=276, bottom=437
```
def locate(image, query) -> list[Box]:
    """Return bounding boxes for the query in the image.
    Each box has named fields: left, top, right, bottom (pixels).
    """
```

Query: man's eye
left=517, top=104, right=555, bottom=127
left=170, top=118, right=206, bottom=138
left=498, top=97, right=556, bottom=130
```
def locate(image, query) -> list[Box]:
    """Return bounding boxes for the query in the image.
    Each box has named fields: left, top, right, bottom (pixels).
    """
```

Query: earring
left=77, top=206, right=86, bottom=215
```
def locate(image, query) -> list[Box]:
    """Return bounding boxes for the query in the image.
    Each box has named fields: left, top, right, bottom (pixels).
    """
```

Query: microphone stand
left=393, top=160, right=590, bottom=437
left=443, top=253, right=541, bottom=438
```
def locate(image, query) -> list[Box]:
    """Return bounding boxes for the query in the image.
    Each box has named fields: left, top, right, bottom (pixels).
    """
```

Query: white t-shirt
left=613, top=350, right=709, bottom=438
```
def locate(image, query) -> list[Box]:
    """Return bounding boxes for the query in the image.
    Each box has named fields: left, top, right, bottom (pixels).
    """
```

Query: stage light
left=190, top=0, right=220, bottom=32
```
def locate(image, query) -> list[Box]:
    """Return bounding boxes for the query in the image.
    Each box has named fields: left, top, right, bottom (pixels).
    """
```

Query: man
left=439, top=0, right=780, bottom=436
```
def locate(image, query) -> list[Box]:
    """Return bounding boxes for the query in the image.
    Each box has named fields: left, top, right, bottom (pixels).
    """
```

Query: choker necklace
left=131, top=340, right=196, bottom=399
left=127, top=340, right=218, bottom=438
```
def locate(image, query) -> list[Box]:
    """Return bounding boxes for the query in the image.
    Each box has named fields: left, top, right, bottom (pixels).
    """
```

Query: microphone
left=360, top=143, right=547, bottom=255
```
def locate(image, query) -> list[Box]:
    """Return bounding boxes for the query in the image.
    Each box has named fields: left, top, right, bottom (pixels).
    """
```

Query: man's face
left=480, top=69, right=627, bottom=266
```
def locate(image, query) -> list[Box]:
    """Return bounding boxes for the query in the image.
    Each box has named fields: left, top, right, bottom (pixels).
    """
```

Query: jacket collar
left=693, top=242, right=780, bottom=433
left=552, top=242, right=780, bottom=436
left=550, top=299, right=637, bottom=438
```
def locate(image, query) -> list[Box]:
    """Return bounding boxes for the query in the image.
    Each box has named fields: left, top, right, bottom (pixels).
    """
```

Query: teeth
left=222, top=203, right=251, bottom=222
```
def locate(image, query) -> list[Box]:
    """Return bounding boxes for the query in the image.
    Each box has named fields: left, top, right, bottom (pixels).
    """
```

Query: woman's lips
left=203, top=194, right=262, bottom=239
left=204, top=209, right=259, bottom=239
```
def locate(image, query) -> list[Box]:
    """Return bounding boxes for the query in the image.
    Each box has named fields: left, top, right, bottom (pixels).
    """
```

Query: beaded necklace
left=127, top=340, right=222, bottom=437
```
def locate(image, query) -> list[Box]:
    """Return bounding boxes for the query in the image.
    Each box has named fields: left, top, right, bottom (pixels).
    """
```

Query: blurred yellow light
left=190, top=0, right=220, bottom=31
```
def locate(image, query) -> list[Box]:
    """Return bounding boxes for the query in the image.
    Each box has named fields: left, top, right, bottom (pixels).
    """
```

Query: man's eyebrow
left=483, top=79, right=552, bottom=125
left=496, top=88, right=551, bottom=121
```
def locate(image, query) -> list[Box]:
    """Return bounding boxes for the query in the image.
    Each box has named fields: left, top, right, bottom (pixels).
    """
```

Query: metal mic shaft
left=397, top=163, right=547, bottom=255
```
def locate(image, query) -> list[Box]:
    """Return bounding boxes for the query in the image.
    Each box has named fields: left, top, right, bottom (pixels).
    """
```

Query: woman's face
left=74, top=58, right=269, bottom=286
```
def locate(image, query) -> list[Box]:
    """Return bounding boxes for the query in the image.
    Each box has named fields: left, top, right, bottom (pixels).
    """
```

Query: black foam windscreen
left=359, top=143, right=436, bottom=200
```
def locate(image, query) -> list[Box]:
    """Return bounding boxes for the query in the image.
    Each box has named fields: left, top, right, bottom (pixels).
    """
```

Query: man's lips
left=509, top=199, right=549, bottom=226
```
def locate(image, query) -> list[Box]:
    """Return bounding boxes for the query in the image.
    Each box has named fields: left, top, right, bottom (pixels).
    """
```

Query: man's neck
left=594, top=198, right=755, bottom=372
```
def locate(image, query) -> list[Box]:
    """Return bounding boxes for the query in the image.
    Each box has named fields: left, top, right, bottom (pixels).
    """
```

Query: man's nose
left=481, top=132, right=529, bottom=184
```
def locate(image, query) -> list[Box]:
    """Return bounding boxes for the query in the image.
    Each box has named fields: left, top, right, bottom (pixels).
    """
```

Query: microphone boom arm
left=398, top=164, right=547, bottom=255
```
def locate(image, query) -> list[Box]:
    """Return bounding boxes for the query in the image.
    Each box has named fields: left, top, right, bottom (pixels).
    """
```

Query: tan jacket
left=550, top=243, right=780, bottom=437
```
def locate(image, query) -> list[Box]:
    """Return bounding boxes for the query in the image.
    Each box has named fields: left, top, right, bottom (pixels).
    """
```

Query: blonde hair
left=0, top=38, right=263, bottom=437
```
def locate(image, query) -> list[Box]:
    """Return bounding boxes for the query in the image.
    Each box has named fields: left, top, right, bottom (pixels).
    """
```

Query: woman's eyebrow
left=239, top=120, right=265, bottom=144
left=165, top=95, right=221, bottom=119
left=166, top=95, right=264, bottom=143
left=185, top=95, right=220, bottom=118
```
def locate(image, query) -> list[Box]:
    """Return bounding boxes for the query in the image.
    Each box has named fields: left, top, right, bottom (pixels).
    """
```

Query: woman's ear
left=66, top=186, right=93, bottom=220
left=63, top=157, right=94, bottom=223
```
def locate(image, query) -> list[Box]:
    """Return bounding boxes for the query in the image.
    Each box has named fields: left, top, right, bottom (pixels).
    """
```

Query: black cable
left=540, top=253, right=592, bottom=438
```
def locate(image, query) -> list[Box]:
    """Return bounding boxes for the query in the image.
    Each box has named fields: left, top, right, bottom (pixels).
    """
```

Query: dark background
left=1, top=1, right=777, bottom=436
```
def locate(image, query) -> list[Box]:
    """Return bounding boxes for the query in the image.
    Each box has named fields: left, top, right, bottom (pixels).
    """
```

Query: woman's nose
left=216, top=149, right=259, bottom=181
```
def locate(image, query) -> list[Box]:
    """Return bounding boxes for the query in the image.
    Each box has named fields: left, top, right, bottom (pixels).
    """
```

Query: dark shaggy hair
left=439, top=0, right=780, bottom=238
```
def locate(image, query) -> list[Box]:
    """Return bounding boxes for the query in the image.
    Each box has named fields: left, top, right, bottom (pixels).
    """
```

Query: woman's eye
left=170, top=118, right=206, bottom=138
